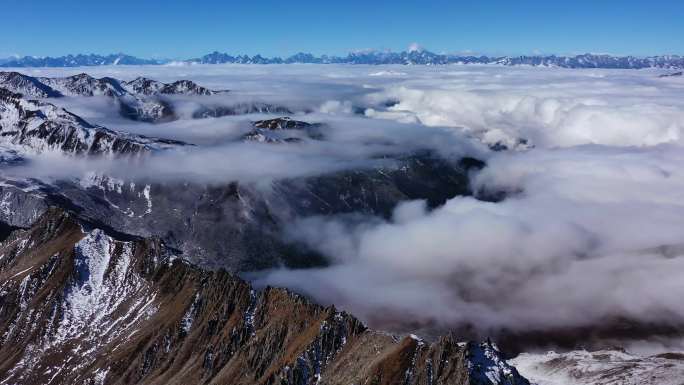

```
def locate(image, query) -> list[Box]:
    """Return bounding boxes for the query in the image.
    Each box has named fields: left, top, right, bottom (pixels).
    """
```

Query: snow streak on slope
left=0, top=225, right=157, bottom=384
left=55, top=229, right=152, bottom=344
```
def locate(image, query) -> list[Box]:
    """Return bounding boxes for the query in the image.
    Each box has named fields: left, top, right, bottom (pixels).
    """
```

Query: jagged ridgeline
left=0, top=208, right=529, bottom=385
left=0, top=71, right=296, bottom=123
left=1, top=51, right=684, bottom=68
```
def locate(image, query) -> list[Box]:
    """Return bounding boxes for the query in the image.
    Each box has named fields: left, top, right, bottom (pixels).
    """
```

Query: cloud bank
left=255, top=144, right=684, bottom=335
left=6, top=64, right=684, bottom=341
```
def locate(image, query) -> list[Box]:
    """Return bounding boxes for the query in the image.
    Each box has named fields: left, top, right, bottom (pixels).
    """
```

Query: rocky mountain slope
left=0, top=71, right=298, bottom=123
left=0, top=87, right=185, bottom=156
left=243, top=117, right=324, bottom=143
left=0, top=149, right=481, bottom=271
left=3, top=51, right=684, bottom=69
left=0, top=207, right=529, bottom=385
left=511, top=349, right=684, bottom=385
left=0, top=72, right=63, bottom=98
left=0, top=86, right=481, bottom=271
left=0, top=84, right=530, bottom=385
left=0, top=72, right=207, bottom=123
left=121, top=77, right=217, bottom=96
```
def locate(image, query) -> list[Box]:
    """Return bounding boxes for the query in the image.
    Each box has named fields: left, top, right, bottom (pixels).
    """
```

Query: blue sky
left=1, top=0, right=683, bottom=58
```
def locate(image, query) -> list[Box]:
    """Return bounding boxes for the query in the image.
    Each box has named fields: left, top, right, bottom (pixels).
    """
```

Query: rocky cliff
left=0, top=208, right=529, bottom=385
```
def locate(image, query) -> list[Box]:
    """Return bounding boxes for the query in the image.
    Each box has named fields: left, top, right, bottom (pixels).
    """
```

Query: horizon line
left=3, top=49, right=684, bottom=61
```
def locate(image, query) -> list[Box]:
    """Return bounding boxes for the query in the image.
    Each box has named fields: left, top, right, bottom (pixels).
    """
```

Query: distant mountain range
left=2, top=50, right=684, bottom=69
left=0, top=53, right=165, bottom=67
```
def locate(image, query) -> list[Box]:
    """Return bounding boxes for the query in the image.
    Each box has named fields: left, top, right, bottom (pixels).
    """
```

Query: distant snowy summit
left=3, top=50, right=684, bottom=69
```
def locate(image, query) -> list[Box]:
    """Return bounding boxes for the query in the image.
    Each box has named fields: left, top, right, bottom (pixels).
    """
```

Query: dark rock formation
left=243, top=117, right=324, bottom=143
left=0, top=90, right=480, bottom=273
left=192, top=103, right=293, bottom=119
left=122, top=77, right=218, bottom=96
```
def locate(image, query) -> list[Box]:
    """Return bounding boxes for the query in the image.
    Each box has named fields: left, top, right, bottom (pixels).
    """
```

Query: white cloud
left=8, top=64, right=684, bottom=342
left=256, top=145, right=684, bottom=335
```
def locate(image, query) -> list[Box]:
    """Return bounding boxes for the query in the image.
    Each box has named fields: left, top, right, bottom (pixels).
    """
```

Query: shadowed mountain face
left=121, top=77, right=217, bottom=96
left=0, top=84, right=482, bottom=272
left=0, top=208, right=529, bottom=385
left=0, top=150, right=480, bottom=271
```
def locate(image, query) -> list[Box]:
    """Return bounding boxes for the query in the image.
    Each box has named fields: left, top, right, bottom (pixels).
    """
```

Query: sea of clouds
left=6, top=64, right=684, bottom=341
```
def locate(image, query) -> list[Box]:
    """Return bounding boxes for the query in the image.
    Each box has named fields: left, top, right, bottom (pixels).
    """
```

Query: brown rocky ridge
left=0, top=208, right=529, bottom=385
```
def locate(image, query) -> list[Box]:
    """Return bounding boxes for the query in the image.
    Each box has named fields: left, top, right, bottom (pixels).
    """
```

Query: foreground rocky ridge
left=0, top=208, right=529, bottom=385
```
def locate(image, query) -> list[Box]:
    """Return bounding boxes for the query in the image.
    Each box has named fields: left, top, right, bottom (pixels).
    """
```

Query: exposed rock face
left=192, top=102, right=293, bottom=119
left=0, top=72, right=63, bottom=98
left=37, top=73, right=176, bottom=123
left=0, top=148, right=479, bottom=271
left=0, top=83, right=480, bottom=272
left=116, top=94, right=176, bottom=123
left=253, top=117, right=316, bottom=130
left=0, top=208, right=529, bottom=385
left=0, top=71, right=170, bottom=123
left=39, top=73, right=128, bottom=97
left=0, top=71, right=299, bottom=123
left=244, top=117, right=324, bottom=143
left=511, top=349, right=684, bottom=385
left=122, top=77, right=217, bottom=96
left=0, top=72, right=216, bottom=100
left=0, top=179, right=49, bottom=228
left=0, top=88, right=185, bottom=156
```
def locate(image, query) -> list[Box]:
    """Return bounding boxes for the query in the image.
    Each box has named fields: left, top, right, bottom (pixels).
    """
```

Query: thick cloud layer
left=6, top=64, right=684, bottom=339
left=256, top=145, right=684, bottom=334
left=2, top=113, right=482, bottom=184
left=362, top=67, right=684, bottom=148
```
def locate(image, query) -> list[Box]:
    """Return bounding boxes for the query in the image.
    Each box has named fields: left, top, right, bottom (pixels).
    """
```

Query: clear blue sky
left=1, top=0, right=683, bottom=58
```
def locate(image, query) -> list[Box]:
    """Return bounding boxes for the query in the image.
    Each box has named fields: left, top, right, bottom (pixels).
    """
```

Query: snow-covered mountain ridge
left=0, top=87, right=186, bottom=156
left=3, top=50, right=684, bottom=69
